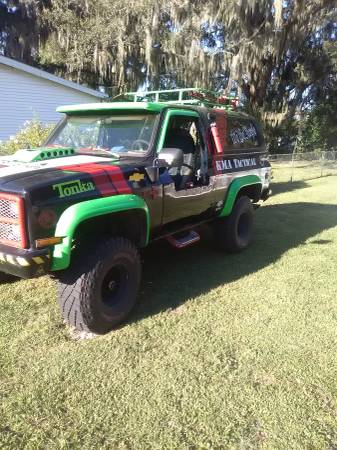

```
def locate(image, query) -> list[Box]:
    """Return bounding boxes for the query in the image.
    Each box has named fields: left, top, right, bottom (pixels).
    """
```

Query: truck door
left=157, top=109, right=214, bottom=225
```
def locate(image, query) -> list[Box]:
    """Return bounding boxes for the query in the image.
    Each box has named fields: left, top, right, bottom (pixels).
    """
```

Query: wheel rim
left=101, top=264, right=128, bottom=308
left=237, top=212, right=250, bottom=242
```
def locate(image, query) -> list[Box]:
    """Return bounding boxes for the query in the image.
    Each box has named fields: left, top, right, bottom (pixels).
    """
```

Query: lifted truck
left=0, top=88, right=271, bottom=334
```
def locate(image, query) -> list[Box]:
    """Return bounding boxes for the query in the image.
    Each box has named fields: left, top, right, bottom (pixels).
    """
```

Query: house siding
left=0, top=64, right=101, bottom=142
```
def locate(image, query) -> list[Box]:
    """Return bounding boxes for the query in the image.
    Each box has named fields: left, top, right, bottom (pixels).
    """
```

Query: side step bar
left=166, top=230, right=200, bottom=248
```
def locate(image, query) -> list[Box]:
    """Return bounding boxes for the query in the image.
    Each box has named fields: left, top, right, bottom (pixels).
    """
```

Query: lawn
left=0, top=174, right=337, bottom=449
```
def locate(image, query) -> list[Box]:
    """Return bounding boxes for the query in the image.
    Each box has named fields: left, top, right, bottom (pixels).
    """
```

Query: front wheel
left=213, top=195, right=254, bottom=253
left=57, top=237, right=141, bottom=334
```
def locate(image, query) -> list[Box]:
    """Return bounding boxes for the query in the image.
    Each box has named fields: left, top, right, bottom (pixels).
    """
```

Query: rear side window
left=227, top=118, right=261, bottom=149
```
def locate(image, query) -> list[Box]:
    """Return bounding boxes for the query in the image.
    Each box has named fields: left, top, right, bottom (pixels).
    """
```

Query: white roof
left=0, top=55, right=107, bottom=99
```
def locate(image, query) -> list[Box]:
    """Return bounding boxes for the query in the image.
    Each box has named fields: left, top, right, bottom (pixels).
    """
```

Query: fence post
left=290, top=149, right=295, bottom=182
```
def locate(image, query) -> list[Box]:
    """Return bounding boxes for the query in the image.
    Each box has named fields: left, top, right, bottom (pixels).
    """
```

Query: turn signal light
left=35, top=237, right=63, bottom=249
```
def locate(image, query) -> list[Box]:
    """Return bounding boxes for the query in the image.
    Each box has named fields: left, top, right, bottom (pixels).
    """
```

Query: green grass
left=1, top=175, right=337, bottom=449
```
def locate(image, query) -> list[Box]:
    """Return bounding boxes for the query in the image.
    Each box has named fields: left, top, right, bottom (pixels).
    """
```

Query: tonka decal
left=59, top=163, right=132, bottom=196
left=53, top=179, right=96, bottom=198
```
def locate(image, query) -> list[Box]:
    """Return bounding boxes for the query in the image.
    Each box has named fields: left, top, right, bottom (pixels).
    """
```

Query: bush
left=0, top=120, right=54, bottom=156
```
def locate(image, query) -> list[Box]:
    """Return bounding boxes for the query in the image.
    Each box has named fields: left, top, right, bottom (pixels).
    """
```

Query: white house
left=0, top=55, right=108, bottom=142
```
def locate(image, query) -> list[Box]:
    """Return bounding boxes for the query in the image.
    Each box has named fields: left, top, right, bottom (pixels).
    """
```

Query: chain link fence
left=269, top=150, right=337, bottom=183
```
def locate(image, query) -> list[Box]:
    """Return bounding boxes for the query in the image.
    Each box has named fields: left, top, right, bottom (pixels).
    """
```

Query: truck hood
left=0, top=148, right=150, bottom=247
left=0, top=148, right=146, bottom=197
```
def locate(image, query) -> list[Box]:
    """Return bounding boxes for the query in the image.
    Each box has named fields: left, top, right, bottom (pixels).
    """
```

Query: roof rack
left=119, top=88, right=239, bottom=110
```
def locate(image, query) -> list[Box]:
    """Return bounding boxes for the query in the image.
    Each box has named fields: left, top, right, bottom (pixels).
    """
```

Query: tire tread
left=57, top=236, right=140, bottom=334
left=214, top=195, right=254, bottom=253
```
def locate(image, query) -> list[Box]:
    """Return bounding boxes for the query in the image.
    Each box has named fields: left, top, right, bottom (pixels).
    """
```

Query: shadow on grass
left=134, top=202, right=337, bottom=322
left=272, top=175, right=337, bottom=197
left=310, top=239, right=333, bottom=245
left=271, top=180, right=309, bottom=196
left=0, top=273, right=19, bottom=285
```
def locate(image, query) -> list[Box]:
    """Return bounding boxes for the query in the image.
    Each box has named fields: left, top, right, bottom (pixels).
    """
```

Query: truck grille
left=0, top=194, right=27, bottom=248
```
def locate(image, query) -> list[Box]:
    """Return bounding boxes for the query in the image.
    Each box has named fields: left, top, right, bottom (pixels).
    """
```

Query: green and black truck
left=0, top=88, right=271, bottom=333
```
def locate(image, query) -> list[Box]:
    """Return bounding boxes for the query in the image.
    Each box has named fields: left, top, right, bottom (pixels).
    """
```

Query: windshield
left=45, top=114, right=158, bottom=154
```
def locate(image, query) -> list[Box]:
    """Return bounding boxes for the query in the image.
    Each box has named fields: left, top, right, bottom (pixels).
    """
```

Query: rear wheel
left=57, top=236, right=141, bottom=334
left=213, top=195, right=254, bottom=253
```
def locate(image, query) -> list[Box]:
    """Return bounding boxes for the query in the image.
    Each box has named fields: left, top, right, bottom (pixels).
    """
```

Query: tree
left=0, top=0, right=48, bottom=64
left=1, top=0, right=336, bottom=151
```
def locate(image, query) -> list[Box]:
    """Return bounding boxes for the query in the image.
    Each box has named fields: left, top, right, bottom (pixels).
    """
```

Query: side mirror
left=159, top=147, right=184, bottom=167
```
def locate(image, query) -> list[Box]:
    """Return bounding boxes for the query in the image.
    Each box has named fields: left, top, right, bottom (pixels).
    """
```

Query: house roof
left=0, top=55, right=107, bottom=99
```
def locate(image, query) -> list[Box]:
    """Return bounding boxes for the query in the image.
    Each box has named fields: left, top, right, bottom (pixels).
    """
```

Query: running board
left=166, top=230, right=200, bottom=248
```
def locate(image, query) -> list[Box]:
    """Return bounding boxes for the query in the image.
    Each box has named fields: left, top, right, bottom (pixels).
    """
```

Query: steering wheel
left=120, top=139, right=132, bottom=149
left=131, top=139, right=149, bottom=151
